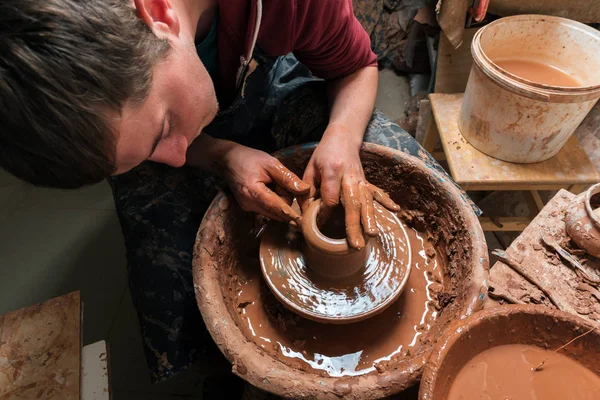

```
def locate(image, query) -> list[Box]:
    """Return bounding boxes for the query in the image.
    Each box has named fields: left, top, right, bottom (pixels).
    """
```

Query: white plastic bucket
left=459, top=15, right=600, bottom=163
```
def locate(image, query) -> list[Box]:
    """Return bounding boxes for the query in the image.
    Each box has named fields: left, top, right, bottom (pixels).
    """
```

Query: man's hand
left=301, top=126, right=399, bottom=250
left=221, top=143, right=310, bottom=225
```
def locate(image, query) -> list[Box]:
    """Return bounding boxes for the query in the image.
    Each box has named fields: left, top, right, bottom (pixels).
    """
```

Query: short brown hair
left=0, top=0, right=169, bottom=188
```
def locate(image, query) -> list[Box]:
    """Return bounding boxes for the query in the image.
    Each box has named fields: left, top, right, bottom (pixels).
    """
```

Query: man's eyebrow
left=149, top=117, right=166, bottom=156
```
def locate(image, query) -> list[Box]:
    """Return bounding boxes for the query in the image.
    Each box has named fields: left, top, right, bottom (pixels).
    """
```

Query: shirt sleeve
left=259, top=0, right=378, bottom=80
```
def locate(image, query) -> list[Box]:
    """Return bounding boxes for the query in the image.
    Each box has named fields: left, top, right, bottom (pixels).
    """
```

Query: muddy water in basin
left=448, top=344, right=600, bottom=400
left=235, top=225, right=444, bottom=377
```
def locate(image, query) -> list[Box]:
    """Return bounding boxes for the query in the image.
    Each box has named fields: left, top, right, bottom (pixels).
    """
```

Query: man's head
left=0, top=0, right=218, bottom=188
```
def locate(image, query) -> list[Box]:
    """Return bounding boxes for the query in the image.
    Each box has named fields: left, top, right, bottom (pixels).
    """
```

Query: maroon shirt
left=217, top=0, right=377, bottom=101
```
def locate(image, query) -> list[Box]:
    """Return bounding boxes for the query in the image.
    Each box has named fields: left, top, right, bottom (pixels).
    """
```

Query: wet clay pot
left=565, top=183, right=600, bottom=259
left=261, top=197, right=412, bottom=324
left=301, top=198, right=370, bottom=280
left=193, top=143, right=488, bottom=399
left=419, top=305, right=600, bottom=400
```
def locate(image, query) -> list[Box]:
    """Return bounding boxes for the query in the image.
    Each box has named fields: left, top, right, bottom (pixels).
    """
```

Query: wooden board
left=488, top=0, right=600, bottom=23
left=0, top=292, right=81, bottom=400
left=429, top=93, right=600, bottom=190
left=434, top=28, right=480, bottom=94
left=484, top=190, right=600, bottom=324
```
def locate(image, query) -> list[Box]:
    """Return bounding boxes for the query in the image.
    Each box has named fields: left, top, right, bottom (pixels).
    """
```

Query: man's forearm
left=186, top=133, right=236, bottom=172
left=325, top=66, right=378, bottom=147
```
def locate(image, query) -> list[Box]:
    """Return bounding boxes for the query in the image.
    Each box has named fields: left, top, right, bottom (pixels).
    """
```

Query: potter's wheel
left=260, top=199, right=412, bottom=324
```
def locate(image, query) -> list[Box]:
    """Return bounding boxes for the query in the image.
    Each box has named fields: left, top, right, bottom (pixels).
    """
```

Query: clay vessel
left=565, top=183, right=600, bottom=259
left=419, top=305, right=600, bottom=400
left=261, top=197, right=411, bottom=324
left=193, top=142, right=489, bottom=399
left=301, top=198, right=370, bottom=279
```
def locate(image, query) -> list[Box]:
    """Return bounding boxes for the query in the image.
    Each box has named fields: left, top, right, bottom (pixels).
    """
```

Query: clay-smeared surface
left=238, top=225, right=443, bottom=377
left=494, top=58, right=582, bottom=87
left=260, top=203, right=412, bottom=323
left=448, top=344, right=600, bottom=400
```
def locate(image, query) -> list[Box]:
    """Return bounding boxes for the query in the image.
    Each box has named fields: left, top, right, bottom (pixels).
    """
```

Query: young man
left=0, top=0, right=465, bottom=385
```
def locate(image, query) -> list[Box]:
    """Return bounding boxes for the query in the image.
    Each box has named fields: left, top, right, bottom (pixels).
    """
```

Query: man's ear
left=133, top=0, right=180, bottom=38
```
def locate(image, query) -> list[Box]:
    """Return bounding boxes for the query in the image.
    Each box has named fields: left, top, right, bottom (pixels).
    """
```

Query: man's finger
left=266, top=162, right=311, bottom=195
left=368, top=183, right=400, bottom=211
left=275, top=185, right=293, bottom=206
left=359, top=181, right=377, bottom=236
left=252, top=183, right=303, bottom=225
left=317, top=168, right=342, bottom=227
left=299, top=165, right=319, bottom=213
left=342, top=183, right=365, bottom=250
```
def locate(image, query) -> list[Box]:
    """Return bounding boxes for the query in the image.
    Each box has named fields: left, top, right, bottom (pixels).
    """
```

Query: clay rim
left=261, top=206, right=412, bottom=324
left=471, top=14, right=600, bottom=102
left=418, top=304, right=600, bottom=400
left=192, top=142, right=490, bottom=399
left=302, top=198, right=351, bottom=255
left=584, top=183, right=600, bottom=230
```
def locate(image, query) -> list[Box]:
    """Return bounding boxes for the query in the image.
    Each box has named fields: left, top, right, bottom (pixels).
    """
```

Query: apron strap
left=235, top=0, right=263, bottom=90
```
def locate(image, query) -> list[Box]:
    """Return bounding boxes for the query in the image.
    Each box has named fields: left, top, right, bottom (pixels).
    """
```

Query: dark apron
left=108, top=49, right=478, bottom=383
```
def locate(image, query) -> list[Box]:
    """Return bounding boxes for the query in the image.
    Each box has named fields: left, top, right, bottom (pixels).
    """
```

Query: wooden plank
left=484, top=190, right=600, bottom=324
left=568, top=184, right=591, bottom=195
left=415, top=99, right=432, bottom=145
left=523, top=191, right=541, bottom=216
left=421, top=118, right=439, bottom=153
left=488, top=0, right=600, bottom=23
left=434, top=28, right=479, bottom=94
left=462, top=184, right=573, bottom=191
left=82, top=341, right=110, bottom=400
left=432, top=152, right=446, bottom=161
left=530, top=191, right=545, bottom=212
left=479, top=217, right=532, bottom=231
left=0, top=292, right=81, bottom=400
left=429, top=93, right=600, bottom=189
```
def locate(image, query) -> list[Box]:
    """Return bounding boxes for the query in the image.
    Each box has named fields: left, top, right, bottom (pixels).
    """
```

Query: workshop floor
left=0, top=69, right=502, bottom=399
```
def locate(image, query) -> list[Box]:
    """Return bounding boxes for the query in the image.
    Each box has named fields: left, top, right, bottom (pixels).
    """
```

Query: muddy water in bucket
left=493, top=59, right=582, bottom=87
left=459, top=15, right=600, bottom=163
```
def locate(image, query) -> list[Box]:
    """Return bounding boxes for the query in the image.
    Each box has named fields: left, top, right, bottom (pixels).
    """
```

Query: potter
left=1, top=0, right=482, bottom=397
left=0, top=0, right=467, bottom=393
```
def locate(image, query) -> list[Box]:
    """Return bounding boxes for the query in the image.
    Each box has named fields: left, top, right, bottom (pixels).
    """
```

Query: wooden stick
left=492, top=249, right=565, bottom=311
left=488, top=288, right=526, bottom=305
left=554, top=326, right=597, bottom=353
left=542, top=236, right=600, bottom=287
left=533, top=326, right=598, bottom=372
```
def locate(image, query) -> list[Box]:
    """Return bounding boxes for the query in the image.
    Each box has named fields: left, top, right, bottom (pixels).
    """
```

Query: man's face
left=112, top=0, right=218, bottom=174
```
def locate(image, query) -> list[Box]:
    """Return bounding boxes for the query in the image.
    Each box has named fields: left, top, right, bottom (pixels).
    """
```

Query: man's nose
left=147, top=135, right=188, bottom=167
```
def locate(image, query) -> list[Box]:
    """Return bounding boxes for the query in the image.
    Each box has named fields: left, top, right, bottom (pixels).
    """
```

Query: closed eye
left=149, top=116, right=172, bottom=157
